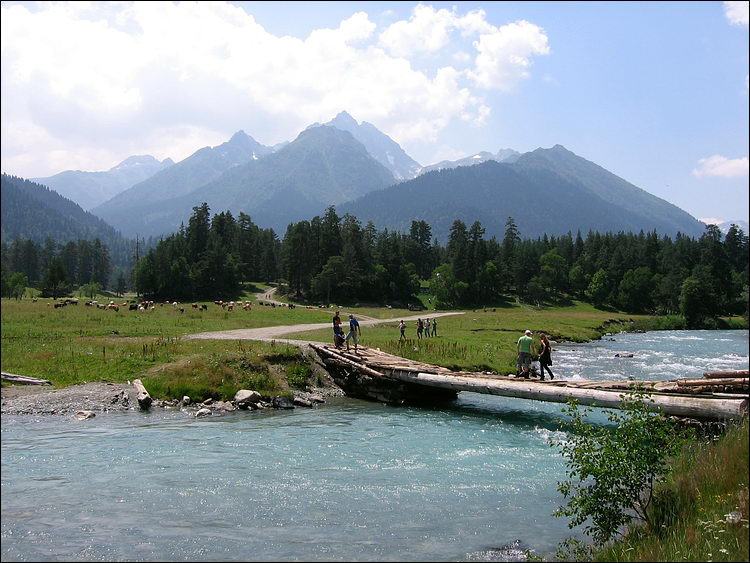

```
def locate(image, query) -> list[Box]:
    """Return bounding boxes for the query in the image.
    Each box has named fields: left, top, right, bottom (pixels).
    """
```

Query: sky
left=1, top=1, right=748, bottom=224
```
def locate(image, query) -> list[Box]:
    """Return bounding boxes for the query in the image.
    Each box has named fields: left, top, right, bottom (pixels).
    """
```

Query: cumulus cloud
left=724, top=1, right=749, bottom=26
left=466, top=20, right=551, bottom=91
left=1, top=2, right=550, bottom=177
left=378, top=5, right=550, bottom=92
left=692, top=155, right=749, bottom=178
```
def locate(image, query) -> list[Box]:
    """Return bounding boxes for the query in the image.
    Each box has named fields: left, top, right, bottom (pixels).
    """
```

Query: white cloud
left=1, top=2, right=549, bottom=177
left=724, top=1, right=749, bottom=26
left=466, top=20, right=551, bottom=91
left=692, top=155, right=749, bottom=178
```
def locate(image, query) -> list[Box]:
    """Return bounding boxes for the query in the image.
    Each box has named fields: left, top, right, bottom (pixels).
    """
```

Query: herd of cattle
left=45, top=298, right=296, bottom=312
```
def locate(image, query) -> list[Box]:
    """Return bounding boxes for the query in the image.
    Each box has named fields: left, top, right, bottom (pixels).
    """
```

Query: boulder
left=272, top=396, right=295, bottom=409
left=293, top=397, right=314, bottom=408
left=73, top=410, right=96, bottom=420
left=181, top=396, right=191, bottom=406
left=195, top=408, right=212, bottom=417
left=234, top=389, right=262, bottom=408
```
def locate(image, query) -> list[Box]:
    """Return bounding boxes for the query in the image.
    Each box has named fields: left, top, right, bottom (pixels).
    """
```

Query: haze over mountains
left=7, top=111, right=709, bottom=242
left=31, top=155, right=174, bottom=211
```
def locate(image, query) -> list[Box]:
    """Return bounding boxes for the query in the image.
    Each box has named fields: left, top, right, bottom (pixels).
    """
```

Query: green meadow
left=3, top=292, right=651, bottom=389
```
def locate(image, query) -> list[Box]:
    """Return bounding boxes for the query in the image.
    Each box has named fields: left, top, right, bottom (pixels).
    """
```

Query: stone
left=195, top=408, right=212, bottom=417
left=293, top=397, right=313, bottom=408
left=202, top=398, right=213, bottom=406
left=182, top=396, right=191, bottom=405
left=234, top=389, right=262, bottom=407
left=272, top=396, right=295, bottom=409
left=74, top=410, right=96, bottom=420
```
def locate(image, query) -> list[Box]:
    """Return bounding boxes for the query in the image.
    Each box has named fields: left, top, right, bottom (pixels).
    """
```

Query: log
left=132, top=379, right=152, bottom=410
left=703, top=370, right=749, bottom=379
left=677, top=378, right=748, bottom=387
left=309, top=344, right=386, bottom=378
left=379, top=371, right=747, bottom=421
left=1, top=372, right=52, bottom=385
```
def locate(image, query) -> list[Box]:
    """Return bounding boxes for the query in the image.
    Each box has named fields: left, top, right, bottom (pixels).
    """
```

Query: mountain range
left=7, top=111, right=709, bottom=243
left=418, top=148, right=520, bottom=175
left=31, top=155, right=174, bottom=211
left=339, top=145, right=706, bottom=241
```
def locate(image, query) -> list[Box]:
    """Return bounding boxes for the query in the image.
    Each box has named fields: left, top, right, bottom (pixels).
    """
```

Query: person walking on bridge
left=538, top=332, right=554, bottom=381
left=516, top=330, right=536, bottom=378
left=346, top=314, right=361, bottom=353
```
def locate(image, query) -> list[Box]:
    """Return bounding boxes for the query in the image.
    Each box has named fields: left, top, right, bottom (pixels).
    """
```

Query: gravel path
left=185, top=311, right=465, bottom=342
left=1, top=382, right=136, bottom=416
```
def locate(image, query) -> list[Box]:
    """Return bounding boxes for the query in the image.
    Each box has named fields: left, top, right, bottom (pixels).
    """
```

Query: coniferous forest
left=2, top=202, right=748, bottom=328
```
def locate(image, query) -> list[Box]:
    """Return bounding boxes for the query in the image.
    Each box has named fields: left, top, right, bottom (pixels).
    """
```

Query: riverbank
left=592, top=418, right=749, bottom=562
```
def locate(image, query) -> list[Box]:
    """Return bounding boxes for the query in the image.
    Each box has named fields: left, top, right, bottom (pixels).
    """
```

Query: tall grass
left=595, top=419, right=749, bottom=562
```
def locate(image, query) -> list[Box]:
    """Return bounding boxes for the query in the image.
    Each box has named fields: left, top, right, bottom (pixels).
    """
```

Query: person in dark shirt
left=538, top=332, right=554, bottom=381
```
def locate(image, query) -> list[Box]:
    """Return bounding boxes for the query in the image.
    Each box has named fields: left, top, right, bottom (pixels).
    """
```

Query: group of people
left=516, top=329, right=554, bottom=380
left=398, top=318, right=438, bottom=341
left=333, top=311, right=361, bottom=353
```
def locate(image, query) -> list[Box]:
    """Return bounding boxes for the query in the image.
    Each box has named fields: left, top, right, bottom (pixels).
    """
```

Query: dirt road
left=185, top=310, right=464, bottom=344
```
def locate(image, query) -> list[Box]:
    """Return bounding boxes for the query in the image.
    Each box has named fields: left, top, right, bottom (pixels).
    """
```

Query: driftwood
left=132, top=379, right=152, bottom=410
left=703, top=370, right=749, bottom=379
left=1, top=372, right=52, bottom=385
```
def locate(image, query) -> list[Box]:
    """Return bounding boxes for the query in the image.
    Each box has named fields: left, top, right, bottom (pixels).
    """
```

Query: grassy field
left=3, top=290, right=744, bottom=392
left=0, top=293, right=331, bottom=389
left=1, top=293, right=643, bottom=388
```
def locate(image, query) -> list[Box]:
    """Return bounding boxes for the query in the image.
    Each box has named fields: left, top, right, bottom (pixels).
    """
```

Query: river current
left=2, top=330, right=747, bottom=561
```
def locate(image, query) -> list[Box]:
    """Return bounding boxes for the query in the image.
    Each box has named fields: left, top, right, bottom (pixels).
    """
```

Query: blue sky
left=1, top=1, right=748, bottom=224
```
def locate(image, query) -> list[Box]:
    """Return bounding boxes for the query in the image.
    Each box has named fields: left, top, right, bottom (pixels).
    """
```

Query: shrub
left=551, top=387, right=690, bottom=548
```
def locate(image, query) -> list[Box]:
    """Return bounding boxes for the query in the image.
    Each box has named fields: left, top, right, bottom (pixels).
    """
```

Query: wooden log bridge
left=309, top=344, right=748, bottom=422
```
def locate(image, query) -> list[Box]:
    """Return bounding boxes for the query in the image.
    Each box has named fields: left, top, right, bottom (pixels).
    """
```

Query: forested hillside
left=1, top=174, right=134, bottom=270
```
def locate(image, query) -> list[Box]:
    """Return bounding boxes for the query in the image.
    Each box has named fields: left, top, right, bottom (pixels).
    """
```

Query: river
left=1, top=330, right=747, bottom=561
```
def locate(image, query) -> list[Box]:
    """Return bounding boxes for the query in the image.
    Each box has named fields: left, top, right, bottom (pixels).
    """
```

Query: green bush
left=552, top=387, right=690, bottom=548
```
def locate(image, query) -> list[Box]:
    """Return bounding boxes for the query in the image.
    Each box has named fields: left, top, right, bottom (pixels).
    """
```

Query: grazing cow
left=54, top=302, right=66, bottom=308
left=129, top=303, right=138, bottom=311
left=192, top=303, right=198, bottom=308
left=200, top=304, right=208, bottom=311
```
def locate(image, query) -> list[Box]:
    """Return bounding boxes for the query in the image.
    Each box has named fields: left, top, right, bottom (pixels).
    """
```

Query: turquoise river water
left=2, top=330, right=748, bottom=561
